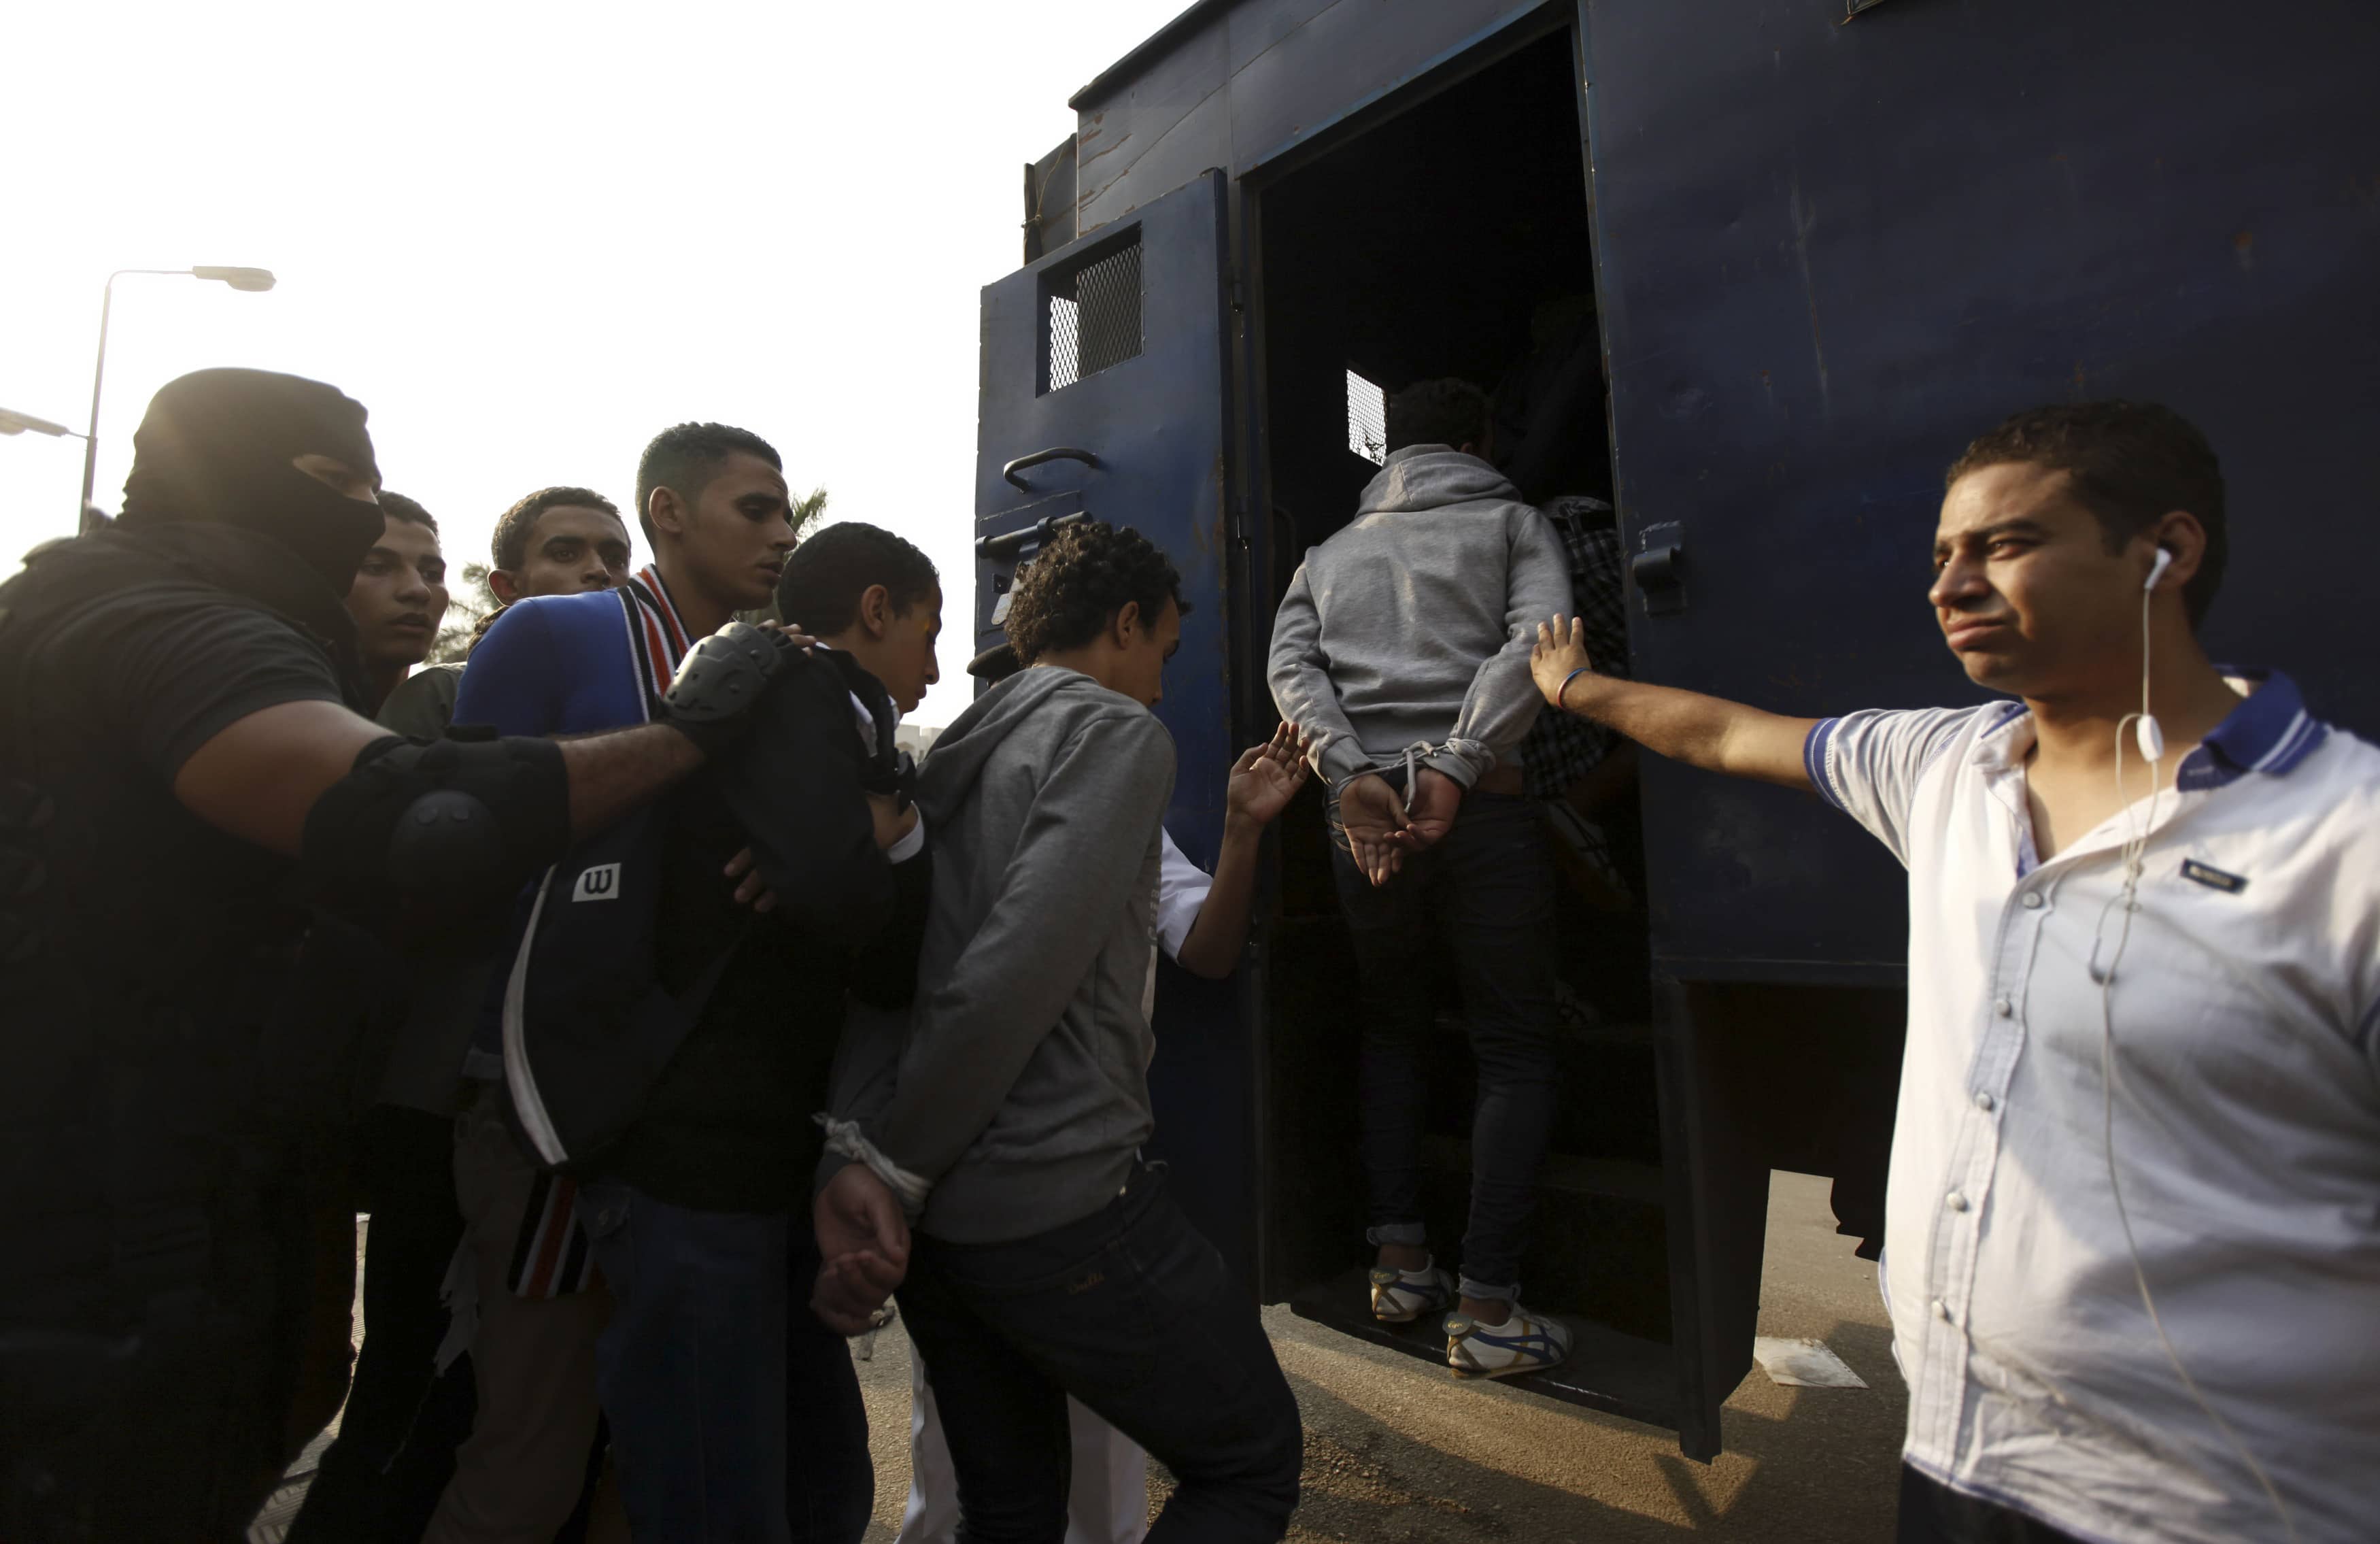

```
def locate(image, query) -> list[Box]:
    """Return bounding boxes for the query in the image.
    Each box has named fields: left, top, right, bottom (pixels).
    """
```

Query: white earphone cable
left=2097, top=561, right=2298, bottom=1542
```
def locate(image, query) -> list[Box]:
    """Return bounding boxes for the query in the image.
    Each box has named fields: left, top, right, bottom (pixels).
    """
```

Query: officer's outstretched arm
left=175, top=699, right=695, bottom=860
left=175, top=620, right=798, bottom=898
left=175, top=699, right=401, bottom=854
left=1530, top=615, right=1817, bottom=790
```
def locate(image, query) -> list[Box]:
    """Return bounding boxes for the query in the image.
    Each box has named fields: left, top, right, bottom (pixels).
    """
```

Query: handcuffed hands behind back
left=1338, top=758, right=1465, bottom=888
left=812, top=1163, right=910, bottom=1335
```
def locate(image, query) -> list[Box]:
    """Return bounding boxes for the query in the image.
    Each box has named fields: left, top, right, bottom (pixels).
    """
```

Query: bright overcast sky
left=0, top=0, right=1189, bottom=726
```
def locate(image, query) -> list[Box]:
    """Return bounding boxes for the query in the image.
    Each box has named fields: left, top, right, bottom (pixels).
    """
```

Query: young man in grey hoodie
left=814, top=522, right=1304, bottom=1544
left=1267, top=377, right=1578, bottom=1379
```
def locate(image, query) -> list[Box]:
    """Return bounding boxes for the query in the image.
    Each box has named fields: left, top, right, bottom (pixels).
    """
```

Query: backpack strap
left=500, top=868, right=571, bottom=1167
left=500, top=868, right=755, bottom=1172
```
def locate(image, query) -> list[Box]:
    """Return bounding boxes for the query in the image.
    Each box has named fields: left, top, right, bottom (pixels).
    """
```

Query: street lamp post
left=78, top=265, right=276, bottom=533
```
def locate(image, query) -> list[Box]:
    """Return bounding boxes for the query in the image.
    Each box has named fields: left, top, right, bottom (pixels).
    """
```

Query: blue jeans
left=579, top=1184, right=871, bottom=1544
left=1329, top=792, right=1560, bottom=1300
left=896, top=1165, right=1302, bottom=1543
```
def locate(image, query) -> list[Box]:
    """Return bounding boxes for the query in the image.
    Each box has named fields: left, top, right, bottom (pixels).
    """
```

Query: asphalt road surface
left=853, top=1170, right=1907, bottom=1543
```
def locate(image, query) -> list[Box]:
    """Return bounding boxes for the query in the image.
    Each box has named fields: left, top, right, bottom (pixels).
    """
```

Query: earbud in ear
left=2137, top=547, right=2173, bottom=763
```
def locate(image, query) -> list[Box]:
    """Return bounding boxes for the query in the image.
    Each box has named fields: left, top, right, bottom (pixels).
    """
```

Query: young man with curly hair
left=815, top=522, right=1305, bottom=1544
left=895, top=643, right=1310, bottom=1544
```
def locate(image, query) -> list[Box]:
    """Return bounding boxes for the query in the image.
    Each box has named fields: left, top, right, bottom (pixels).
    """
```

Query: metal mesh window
left=1046, top=238, right=1143, bottom=392
left=1346, top=369, right=1387, bottom=464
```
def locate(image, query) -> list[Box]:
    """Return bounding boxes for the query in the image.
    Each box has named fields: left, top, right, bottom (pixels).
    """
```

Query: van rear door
left=970, top=168, right=1259, bottom=1277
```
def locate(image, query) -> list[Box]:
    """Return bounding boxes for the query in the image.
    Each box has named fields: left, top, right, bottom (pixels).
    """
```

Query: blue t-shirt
left=453, top=590, right=646, bottom=738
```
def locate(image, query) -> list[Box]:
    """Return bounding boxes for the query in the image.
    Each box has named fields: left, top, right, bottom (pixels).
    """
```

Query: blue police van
left=966, top=0, right=2380, bottom=1459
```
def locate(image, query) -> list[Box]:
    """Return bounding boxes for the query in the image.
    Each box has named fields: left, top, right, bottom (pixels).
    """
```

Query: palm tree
left=791, top=485, right=830, bottom=539
left=428, top=561, right=498, bottom=665
left=737, top=486, right=832, bottom=625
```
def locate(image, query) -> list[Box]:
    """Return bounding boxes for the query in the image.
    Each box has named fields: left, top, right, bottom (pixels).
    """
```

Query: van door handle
left=976, top=510, right=1089, bottom=562
left=1632, top=522, right=1686, bottom=615
left=1631, top=544, right=1682, bottom=588
left=1002, top=447, right=1101, bottom=490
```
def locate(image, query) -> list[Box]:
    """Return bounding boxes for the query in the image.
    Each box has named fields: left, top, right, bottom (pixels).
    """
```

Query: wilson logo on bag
left=503, top=809, right=743, bottom=1170
left=571, top=862, right=622, bottom=902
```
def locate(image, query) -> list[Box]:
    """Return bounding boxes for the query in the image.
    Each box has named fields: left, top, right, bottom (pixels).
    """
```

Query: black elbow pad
left=301, top=731, right=571, bottom=904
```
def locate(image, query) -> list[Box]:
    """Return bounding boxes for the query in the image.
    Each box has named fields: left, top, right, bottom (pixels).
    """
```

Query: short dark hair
left=1946, top=401, right=2228, bottom=626
left=773, top=521, right=940, bottom=635
left=1384, top=378, right=1491, bottom=455
left=634, top=422, right=781, bottom=545
left=1003, top=521, right=1188, bottom=664
left=376, top=491, right=436, bottom=533
left=492, top=486, right=621, bottom=571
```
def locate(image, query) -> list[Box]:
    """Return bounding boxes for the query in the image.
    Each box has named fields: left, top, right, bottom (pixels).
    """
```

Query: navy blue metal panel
left=973, top=171, right=1259, bottom=1275
left=974, top=173, right=1238, bottom=861
left=1074, top=16, right=1236, bottom=234
left=1074, top=0, right=1546, bottom=234
left=1580, top=0, right=2380, bottom=974
left=1219, top=0, right=1552, bottom=173
left=1070, top=0, right=1229, bottom=110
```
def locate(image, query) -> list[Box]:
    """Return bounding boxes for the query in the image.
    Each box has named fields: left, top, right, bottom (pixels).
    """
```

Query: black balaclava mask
left=116, top=367, right=384, bottom=590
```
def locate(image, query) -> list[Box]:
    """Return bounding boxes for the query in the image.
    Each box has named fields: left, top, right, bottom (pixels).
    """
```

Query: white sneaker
left=1445, top=1300, right=1574, bottom=1379
left=1368, top=1260, right=1455, bottom=1324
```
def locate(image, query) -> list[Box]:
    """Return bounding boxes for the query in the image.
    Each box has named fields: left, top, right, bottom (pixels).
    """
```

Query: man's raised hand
left=1528, top=612, right=1820, bottom=790
left=1227, top=722, right=1312, bottom=830
left=1532, top=614, right=1594, bottom=712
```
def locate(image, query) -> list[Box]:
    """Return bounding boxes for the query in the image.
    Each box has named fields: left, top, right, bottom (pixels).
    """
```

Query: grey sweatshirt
left=1268, top=446, right=1574, bottom=788
left=827, top=666, right=1175, bottom=1243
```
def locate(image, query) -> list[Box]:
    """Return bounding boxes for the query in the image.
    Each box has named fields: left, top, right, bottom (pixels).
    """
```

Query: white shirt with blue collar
left=1805, top=670, right=2380, bottom=1544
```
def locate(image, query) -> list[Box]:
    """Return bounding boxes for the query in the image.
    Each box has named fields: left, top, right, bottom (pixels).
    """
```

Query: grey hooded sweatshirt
left=828, top=665, right=1175, bottom=1243
left=1268, top=446, right=1573, bottom=788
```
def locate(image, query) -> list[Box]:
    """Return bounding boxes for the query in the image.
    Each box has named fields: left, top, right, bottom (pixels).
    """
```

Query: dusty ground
left=255, top=1169, right=1899, bottom=1541
left=853, top=1170, right=1907, bottom=1543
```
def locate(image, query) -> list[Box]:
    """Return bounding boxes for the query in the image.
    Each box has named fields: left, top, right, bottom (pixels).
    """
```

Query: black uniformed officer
left=0, top=368, right=800, bottom=1541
